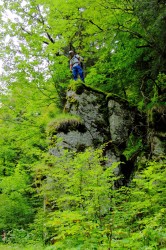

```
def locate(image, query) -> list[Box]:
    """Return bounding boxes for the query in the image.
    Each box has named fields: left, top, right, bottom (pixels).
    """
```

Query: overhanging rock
left=48, top=82, right=145, bottom=182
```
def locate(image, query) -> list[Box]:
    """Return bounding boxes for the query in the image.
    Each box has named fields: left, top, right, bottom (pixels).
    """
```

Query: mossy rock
left=68, top=80, right=106, bottom=96
left=68, top=80, right=84, bottom=94
left=148, top=104, right=166, bottom=132
left=106, top=93, right=129, bottom=105
left=47, top=115, right=86, bottom=135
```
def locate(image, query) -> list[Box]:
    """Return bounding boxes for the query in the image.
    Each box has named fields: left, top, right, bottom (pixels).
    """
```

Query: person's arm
left=76, top=54, right=84, bottom=64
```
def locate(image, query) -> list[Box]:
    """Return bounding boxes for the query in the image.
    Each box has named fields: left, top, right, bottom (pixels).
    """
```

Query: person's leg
left=72, top=66, right=78, bottom=80
left=77, top=65, right=84, bottom=82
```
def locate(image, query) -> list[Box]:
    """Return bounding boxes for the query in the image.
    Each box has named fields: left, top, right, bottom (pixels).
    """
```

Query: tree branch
left=21, top=26, right=32, bottom=35
left=89, top=20, right=103, bottom=31
left=136, top=45, right=152, bottom=48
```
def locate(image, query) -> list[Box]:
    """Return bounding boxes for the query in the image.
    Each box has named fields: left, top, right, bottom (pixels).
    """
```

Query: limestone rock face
left=54, top=130, right=93, bottom=151
left=47, top=82, right=165, bottom=184
left=50, top=85, right=139, bottom=160
left=65, top=88, right=110, bottom=147
left=108, top=99, right=135, bottom=144
left=48, top=83, right=145, bottom=181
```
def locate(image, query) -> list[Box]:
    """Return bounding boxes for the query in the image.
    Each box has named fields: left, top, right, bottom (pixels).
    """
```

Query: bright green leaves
left=0, top=0, right=165, bottom=248
left=0, top=165, right=33, bottom=230
left=110, top=159, right=166, bottom=249
left=123, top=134, right=143, bottom=161
left=0, top=166, right=28, bottom=193
left=31, top=147, right=166, bottom=249
left=1, top=0, right=166, bottom=109
left=35, top=148, right=117, bottom=248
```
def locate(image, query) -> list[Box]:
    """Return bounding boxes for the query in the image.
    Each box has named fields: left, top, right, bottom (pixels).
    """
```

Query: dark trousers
left=72, top=65, right=84, bottom=82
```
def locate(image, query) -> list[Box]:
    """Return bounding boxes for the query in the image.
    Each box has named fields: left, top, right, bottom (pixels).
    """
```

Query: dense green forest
left=0, top=0, right=166, bottom=249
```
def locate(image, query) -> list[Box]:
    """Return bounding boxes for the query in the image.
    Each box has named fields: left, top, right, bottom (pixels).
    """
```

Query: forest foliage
left=0, top=0, right=166, bottom=249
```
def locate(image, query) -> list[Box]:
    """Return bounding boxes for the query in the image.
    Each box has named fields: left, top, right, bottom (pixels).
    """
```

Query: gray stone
left=108, top=100, right=135, bottom=144
left=151, top=136, right=166, bottom=156
left=56, top=130, right=93, bottom=149
left=48, top=85, right=148, bottom=185
left=65, top=89, right=109, bottom=147
left=105, top=149, right=121, bottom=174
left=49, top=130, right=94, bottom=156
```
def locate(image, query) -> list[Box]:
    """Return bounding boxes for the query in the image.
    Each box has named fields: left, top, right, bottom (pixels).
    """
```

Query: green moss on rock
left=68, top=80, right=107, bottom=96
left=106, top=93, right=129, bottom=105
left=68, top=80, right=84, bottom=94
left=47, top=114, right=86, bottom=136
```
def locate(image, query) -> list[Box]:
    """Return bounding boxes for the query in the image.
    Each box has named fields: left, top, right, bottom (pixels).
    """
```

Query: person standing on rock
left=69, top=50, right=84, bottom=82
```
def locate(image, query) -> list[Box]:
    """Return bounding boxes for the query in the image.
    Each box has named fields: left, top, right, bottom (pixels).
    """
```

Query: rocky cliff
left=47, top=81, right=166, bottom=184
